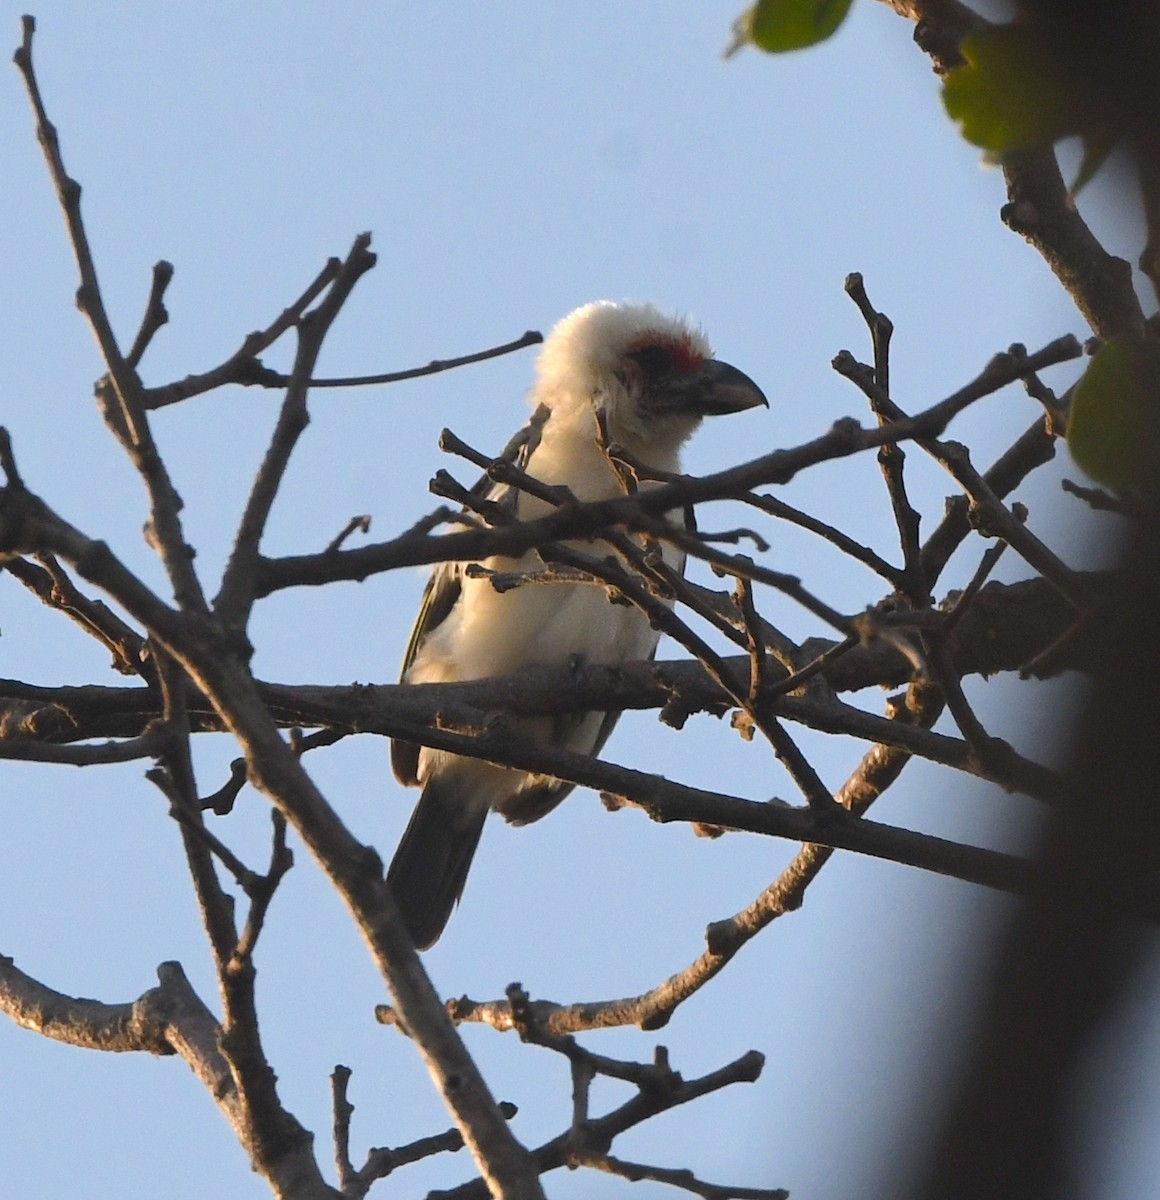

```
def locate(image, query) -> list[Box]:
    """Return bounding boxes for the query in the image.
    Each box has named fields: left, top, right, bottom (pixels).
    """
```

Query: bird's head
left=531, top=301, right=767, bottom=464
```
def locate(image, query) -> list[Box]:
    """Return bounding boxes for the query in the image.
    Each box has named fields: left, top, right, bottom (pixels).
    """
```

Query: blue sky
left=0, top=4, right=1153, bottom=1198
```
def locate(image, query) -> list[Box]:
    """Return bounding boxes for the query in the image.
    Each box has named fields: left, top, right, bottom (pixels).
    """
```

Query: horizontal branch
left=248, top=329, right=544, bottom=390
left=0, top=728, right=166, bottom=765
left=255, top=334, right=1080, bottom=596
left=0, top=569, right=1108, bottom=750
left=0, top=684, right=1052, bottom=900
left=434, top=1048, right=767, bottom=1200
left=144, top=328, right=542, bottom=410
left=442, top=684, right=950, bottom=1035
left=358, top=706, right=1039, bottom=895
left=0, top=955, right=186, bottom=1054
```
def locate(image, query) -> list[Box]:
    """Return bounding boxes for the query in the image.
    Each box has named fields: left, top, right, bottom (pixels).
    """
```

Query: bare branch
left=1061, top=477, right=1141, bottom=519
left=833, top=352, right=1088, bottom=609
left=580, top=1155, right=788, bottom=1199
left=331, top=1062, right=519, bottom=1200
left=943, top=539, right=1010, bottom=633
left=257, top=333, right=1081, bottom=598
left=846, top=276, right=1029, bottom=775
left=428, top=1046, right=767, bottom=1200
left=1002, top=148, right=1145, bottom=338
left=3, top=553, right=147, bottom=675
left=13, top=17, right=131, bottom=391
left=878, top=0, right=1146, bottom=338
left=14, top=18, right=207, bottom=612
left=0, top=728, right=166, bottom=765
left=845, top=273, right=929, bottom=605
left=921, top=418, right=1056, bottom=586
left=152, top=651, right=343, bottom=1197
left=437, top=683, right=948, bottom=1035
left=0, top=566, right=1095, bottom=795
left=0, top=954, right=182, bottom=1055
left=234, top=811, right=294, bottom=964
left=201, top=757, right=250, bottom=815
left=324, top=514, right=371, bottom=555
left=142, top=257, right=343, bottom=409
left=126, top=259, right=175, bottom=369
left=742, top=489, right=902, bottom=584
left=267, top=328, right=544, bottom=390
left=213, top=232, right=378, bottom=630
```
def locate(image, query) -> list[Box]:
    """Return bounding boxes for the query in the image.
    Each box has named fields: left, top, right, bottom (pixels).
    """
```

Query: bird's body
left=388, top=301, right=766, bottom=947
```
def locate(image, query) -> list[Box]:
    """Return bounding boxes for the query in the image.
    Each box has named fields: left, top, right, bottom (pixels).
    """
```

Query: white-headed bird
left=388, top=301, right=767, bottom=947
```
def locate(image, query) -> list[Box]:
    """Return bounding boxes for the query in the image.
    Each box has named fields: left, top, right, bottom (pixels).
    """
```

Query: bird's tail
left=386, top=779, right=487, bottom=950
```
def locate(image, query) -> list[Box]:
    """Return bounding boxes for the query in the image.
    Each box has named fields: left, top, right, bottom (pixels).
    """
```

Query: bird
left=387, top=300, right=767, bottom=948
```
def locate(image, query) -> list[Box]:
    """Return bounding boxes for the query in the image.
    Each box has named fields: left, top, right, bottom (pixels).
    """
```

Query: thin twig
left=200, top=758, right=249, bottom=815
left=233, top=811, right=294, bottom=964
left=146, top=329, right=541, bottom=408
left=3, top=554, right=147, bottom=676
left=763, top=634, right=859, bottom=698
left=141, top=259, right=343, bottom=409
left=1014, top=349, right=1070, bottom=436
left=743, top=489, right=901, bottom=582
left=734, top=576, right=768, bottom=701
left=213, top=233, right=377, bottom=629
left=126, top=260, right=174, bottom=369
left=15, top=18, right=206, bottom=613
left=921, top=418, right=1056, bottom=586
left=331, top=1065, right=356, bottom=1191
left=833, top=352, right=1087, bottom=608
left=324, top=515, right=371, bottom=555
left=302, top=329, right=543, bottom=388
left=944, top=540, right=1010, bottom=633
left=1061, top=477, right=1141, bottom=518
left=844, top=274, right=929, bottom=605
left=580, top=1154, right=788, bottom=1199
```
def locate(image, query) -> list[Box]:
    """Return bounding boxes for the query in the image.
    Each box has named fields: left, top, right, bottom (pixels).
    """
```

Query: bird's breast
left=410, top=553, right=659, bottom=685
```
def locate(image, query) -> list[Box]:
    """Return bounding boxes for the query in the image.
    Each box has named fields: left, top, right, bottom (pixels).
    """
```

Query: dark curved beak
left=679, top=358, right=769, bottom=417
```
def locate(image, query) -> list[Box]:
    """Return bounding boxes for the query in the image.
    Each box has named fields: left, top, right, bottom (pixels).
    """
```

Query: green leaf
left=1068, top=336, right=1160, bottom=494
left=942, top=24, right=1079, bottom=153
left=745, top=0, right=855, bottom=53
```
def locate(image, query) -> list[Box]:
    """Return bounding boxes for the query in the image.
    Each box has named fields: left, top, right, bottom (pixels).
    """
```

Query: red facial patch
left=626, top=332, right=704, bottom=375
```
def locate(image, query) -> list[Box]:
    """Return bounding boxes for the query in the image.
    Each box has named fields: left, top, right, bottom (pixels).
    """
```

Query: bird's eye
left=626, top=344, right=676, bottom=377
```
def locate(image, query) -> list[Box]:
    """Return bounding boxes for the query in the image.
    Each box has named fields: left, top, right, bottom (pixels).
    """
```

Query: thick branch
left=1002, top=149, right=1145, bottom=339
left=181, top=656, right=545, bottom=1200
left=0, top=571, right=1108, bottom=754
left=0, top=439, right=541, bottom=1198
left=877, top=0, right=1146, bottom=338
left=0, top=957, right=337, bottom=1199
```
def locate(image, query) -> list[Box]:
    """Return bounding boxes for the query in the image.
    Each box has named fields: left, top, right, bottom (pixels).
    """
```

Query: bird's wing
left=390, top=559, right=463, bottom=786
left=390, top=414, right=544, bottom=787
left=498, top=704, right=619, bottom=826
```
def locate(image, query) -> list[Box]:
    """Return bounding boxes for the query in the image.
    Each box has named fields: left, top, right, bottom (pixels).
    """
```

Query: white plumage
left=388, top=301, right=766, bottom=947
